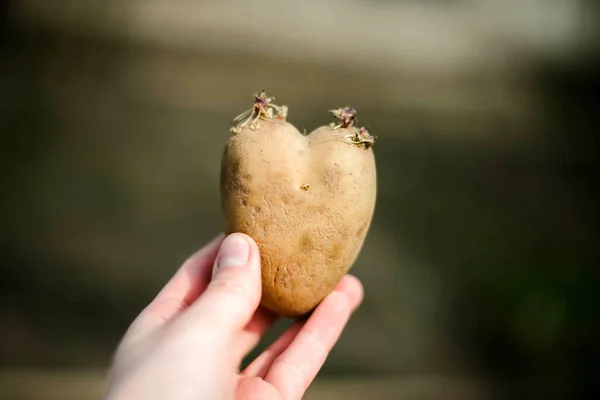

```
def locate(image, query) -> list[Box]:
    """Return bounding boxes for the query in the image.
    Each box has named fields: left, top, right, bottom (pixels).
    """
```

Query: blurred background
left=1, top=0, right=599, bottom=399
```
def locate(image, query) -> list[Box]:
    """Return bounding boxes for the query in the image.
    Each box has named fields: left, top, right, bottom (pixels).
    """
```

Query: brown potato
left=220, top=96, right=377, bottom=317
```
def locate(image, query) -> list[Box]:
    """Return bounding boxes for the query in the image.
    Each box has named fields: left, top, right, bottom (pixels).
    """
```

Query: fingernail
left=214, top=234, right=250, bottom=272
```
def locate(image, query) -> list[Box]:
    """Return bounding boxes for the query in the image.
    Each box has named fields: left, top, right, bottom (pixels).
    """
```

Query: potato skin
left=220, top=119, right=377, bottom=317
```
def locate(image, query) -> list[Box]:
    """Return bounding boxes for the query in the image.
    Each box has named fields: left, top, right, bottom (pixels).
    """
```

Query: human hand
left=103, top=233, right=364, bottom=400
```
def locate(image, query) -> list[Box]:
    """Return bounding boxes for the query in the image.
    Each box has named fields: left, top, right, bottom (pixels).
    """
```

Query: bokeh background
left=1, top=1, right=599, bottom=399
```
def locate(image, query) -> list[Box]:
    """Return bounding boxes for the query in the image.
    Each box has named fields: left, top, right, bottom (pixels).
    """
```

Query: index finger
left=264, top=275, right=364, bottom=400
left=126, top=234, right=225, bottom=339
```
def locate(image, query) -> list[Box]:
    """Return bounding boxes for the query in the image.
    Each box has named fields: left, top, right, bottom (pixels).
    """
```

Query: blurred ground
left=1, top=0, right=599, bottom=399
left=0, top=370, right=494, bottom=400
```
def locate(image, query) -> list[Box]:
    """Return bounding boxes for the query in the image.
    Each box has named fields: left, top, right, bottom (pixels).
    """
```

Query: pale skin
left=103, top=233, right=364, bottom=400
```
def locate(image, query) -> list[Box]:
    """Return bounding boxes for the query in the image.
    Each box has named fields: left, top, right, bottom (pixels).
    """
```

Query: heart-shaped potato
left=220, top=93, right=377, bottom=317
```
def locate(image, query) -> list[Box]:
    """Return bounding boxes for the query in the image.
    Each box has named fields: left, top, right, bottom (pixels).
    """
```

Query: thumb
left=188, top=233, right=262, bottom=333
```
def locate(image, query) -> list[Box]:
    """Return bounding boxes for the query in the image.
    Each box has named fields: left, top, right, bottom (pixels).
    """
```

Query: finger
left=234, top=307, right=279, bottom=360
left=124, top=234, right=224, bottom=340
left=244, top=275, right=363, bottom=380
left=330, top=274, right=364, bottom=308
left=184, top=233, right=262, bottom=336
left=147, top=234, right=225, bottom=318
left=264, top=275, right=363, bottom=400
left=234, top=274, right=367, bottom=369
left=242, top=320, right=303, bottom=378
left=242, top=275, right=362, bottom=378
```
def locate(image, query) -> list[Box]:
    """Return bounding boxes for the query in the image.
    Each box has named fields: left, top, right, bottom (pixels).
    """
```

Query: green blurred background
left=1, top=1, right=599, bottom=399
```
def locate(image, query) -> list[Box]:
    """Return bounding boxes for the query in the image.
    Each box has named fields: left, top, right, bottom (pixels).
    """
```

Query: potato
left=220, top=92, right=377, bottom=317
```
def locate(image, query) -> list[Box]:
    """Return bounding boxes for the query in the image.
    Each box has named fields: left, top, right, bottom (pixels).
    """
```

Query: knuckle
left=299, top=328, right=328, bottom=353
left=209, top=277, right=248, bottom=297
left=276, top=356, right=310, bottom=389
